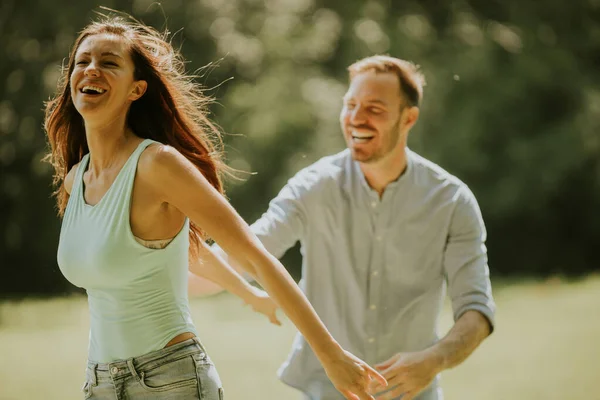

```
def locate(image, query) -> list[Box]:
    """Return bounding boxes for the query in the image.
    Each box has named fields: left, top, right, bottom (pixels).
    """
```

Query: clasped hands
left=368, top=350, right=441, bottom=400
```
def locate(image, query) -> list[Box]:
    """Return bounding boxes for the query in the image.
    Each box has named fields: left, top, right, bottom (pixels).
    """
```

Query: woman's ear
left=129, top=80, right=147, bottom=101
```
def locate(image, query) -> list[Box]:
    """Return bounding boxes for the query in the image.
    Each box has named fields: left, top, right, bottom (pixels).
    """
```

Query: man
left=192, top=55, right=495, bottom=400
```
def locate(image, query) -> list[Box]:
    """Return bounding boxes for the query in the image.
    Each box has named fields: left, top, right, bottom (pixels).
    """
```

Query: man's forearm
left=428, top=310, right=492, bottom=372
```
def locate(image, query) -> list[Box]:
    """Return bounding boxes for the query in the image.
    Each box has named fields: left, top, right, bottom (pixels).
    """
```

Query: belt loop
left=91, top=363, right=98, bottom=386
left=126, top=359, right=141, bottom=382
left=192, top=336, right=203, bottom=352
left=193, top=336, right=207, bottom=358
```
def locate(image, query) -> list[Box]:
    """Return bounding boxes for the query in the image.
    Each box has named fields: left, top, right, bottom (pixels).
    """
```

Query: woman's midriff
left=165, top=332, right=196, bottom=347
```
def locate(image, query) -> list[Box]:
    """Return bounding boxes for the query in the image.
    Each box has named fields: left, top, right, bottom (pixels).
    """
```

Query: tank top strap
left=70, top=153, right=91, bottom=202
left=117, top=138, right=157, bottom=206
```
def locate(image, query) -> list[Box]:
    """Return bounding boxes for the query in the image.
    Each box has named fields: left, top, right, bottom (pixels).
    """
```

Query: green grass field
left=1, top=275, right=599, bottom=400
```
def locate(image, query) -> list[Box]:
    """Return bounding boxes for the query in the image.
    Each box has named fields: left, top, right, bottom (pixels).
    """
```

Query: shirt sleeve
left=443, top=185, right=496, bottom=332
left=250, top=174, right=309, bottom=259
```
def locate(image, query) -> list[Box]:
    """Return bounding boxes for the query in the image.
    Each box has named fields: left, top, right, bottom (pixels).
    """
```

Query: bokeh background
left=1, top=0, right=599, bottom=399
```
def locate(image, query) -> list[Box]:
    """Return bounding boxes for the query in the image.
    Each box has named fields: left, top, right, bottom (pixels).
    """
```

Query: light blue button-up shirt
left=250, top=148, right=495, bottom=400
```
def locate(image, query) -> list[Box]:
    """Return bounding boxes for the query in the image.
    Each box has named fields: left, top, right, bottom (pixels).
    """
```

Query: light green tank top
left=57, top=139, right=197, bottom=363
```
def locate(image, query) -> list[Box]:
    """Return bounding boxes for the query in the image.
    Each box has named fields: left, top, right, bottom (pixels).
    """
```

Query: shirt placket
left=365, top=193, right=385, bottom=364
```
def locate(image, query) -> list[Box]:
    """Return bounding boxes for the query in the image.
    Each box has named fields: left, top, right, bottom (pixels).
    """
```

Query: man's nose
left=349, top=105, right=366, bottom=124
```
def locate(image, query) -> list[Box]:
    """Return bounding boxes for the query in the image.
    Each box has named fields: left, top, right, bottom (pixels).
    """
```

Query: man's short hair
left=348, top=55, right=426, bottom=107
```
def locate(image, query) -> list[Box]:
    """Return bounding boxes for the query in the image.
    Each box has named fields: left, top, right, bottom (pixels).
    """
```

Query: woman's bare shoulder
left=64, top=162, right=82, bottom=195
left=137, top=142, right=188, bottom=179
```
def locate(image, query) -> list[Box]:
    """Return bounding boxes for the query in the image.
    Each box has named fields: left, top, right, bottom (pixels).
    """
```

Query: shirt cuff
left=454, top=303, right=496, bottom=334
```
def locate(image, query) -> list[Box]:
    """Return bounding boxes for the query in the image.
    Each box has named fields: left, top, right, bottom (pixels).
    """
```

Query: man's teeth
left=352, top=136, right=373, bottom=143
left=351, top=132, right=374, bottom=143
left=351, top=131, right=374, bottom=138
left=81, top=85, right=106, bottom=94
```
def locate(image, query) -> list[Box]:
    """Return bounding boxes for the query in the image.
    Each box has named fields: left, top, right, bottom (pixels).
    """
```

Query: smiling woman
left=42, top=12, right=386, bottom=400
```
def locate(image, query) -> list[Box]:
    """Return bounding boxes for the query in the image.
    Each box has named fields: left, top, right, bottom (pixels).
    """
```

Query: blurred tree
left=1, top=0, right=598, bottom=297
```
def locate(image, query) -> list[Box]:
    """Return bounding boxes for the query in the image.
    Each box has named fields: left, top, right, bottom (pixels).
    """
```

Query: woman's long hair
left=44, top=14, right=228, bottom=255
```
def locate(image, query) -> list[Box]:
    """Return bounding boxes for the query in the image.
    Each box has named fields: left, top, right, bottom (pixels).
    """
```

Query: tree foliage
left=1, top=0, right=599, bottom=296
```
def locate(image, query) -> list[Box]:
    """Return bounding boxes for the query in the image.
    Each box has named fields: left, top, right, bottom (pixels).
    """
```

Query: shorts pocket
left=138, top=355, right=198, bottom=392
left=195, top=359, right=224, bottom=400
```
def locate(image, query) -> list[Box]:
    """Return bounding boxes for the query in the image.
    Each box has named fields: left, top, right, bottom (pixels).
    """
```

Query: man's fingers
left=380, top=365, right=402, bottom=383
left=341, top=389, right=359, bottom=400
left=352, top=386, right=375, bottom=400
left=378, top=385, right=407, bottom=400
left=374, top=354, right=400, bottom=370
left=369, top=372, right=396, bottom=394
left=374, top=360, right=394, bottom=370
left=374, top=374, right=403, bottom=393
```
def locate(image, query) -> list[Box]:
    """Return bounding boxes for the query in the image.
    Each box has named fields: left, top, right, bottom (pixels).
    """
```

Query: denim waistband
left=86, top=337, right=207, bottom=383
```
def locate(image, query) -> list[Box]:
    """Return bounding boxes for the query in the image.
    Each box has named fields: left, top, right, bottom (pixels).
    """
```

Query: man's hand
left=369, top=351, right=441, bottom=400
left=245, top=287, right=282, bottom=326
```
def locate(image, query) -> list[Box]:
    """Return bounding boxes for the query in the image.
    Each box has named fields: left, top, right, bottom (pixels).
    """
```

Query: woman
left=44, top=14, right=386, bottom=400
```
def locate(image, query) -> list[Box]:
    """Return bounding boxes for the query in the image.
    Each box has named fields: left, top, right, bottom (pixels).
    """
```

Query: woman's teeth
left=81, top=85, right=106, bottom=94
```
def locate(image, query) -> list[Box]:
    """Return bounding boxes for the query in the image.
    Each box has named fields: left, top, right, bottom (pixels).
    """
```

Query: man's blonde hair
left=348, top=55, right=426, bottom=107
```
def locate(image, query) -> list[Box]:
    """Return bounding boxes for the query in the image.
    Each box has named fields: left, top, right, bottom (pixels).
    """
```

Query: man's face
left=340, top=71, right=405, bottom=164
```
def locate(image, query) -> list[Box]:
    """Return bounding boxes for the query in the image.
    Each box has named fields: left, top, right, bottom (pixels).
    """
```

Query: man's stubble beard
left=351, top=117, right=402, bottom=164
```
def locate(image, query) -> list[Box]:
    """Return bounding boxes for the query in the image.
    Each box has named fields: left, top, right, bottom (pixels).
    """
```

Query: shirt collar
left=352, top=148, right=414, bottom=196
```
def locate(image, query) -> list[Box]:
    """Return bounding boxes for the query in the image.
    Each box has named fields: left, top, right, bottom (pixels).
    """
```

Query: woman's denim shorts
left=82, top=337, right=224, bottom=399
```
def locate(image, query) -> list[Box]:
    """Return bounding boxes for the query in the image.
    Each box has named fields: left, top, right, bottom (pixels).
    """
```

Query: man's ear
left=129, top=80, right=147, bottom=101
left=403, top=106, right=420, bottom=130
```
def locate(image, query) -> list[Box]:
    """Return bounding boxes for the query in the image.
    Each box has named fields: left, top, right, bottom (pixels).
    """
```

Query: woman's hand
left=320, top=346, right=388, bottom=400
left=245, top=287, right=282, bottom=326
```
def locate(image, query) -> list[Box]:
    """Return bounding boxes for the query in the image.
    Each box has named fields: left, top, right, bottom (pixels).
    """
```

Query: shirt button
left=368, top=337, right=375, bottom=343
left=110, top=367, right=118, bottom=375
left=372, top=271, right=379, bottom=277
left=370, top=304, right=377, bottom=310
left=376, top=235, right=382, bottom=241
left=371, top=201, right=377, bottom=208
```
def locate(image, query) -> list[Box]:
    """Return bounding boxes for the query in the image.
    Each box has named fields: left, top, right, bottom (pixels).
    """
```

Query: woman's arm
left=139, top=144, right=386, bottom=400
left=187, top=271, right=225, bottom=297
left=189, top=241, right=281, bottom=326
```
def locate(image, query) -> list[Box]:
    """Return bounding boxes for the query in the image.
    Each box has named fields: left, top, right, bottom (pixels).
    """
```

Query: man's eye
left=104, top=62, right=118, bottom=66
left=76, top=61, right=88, bottom=65
left=370, top=108, right=383, bottom=114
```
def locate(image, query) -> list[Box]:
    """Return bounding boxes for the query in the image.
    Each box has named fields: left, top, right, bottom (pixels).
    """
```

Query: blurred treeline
left=1, top=0, right=599, bottom=297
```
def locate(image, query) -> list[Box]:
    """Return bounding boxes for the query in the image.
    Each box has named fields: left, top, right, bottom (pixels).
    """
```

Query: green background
left=1, top=0, right=599, bottom=296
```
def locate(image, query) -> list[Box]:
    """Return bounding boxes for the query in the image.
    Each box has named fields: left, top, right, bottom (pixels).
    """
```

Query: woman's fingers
left=364, top=362, right=388, bottom=387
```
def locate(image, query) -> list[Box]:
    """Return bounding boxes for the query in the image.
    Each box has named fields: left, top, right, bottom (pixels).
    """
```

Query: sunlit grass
left=1, top=275, right=599, bottom=400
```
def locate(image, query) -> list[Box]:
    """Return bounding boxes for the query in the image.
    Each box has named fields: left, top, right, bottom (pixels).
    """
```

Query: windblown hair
left=44, top=14, right=227, bottom=255
left=348, top=55, right=426, bottom=107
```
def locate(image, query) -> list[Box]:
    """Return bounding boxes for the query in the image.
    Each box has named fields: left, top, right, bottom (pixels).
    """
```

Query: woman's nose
left=84, top=62, right=100, bottom=77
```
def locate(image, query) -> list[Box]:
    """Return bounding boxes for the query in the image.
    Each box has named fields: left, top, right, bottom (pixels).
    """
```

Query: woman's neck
left=84, top=116, right=136, bottom=174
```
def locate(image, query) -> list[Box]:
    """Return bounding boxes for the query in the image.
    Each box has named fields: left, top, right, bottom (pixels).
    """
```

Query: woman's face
left=69, top=33, right=146, bottom=124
